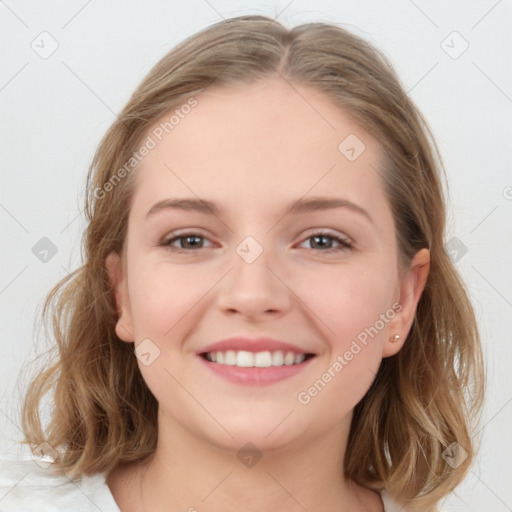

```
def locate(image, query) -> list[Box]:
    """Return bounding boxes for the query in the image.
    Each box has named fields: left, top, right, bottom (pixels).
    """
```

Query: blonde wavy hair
left=21, top=15, right=484, bottom=511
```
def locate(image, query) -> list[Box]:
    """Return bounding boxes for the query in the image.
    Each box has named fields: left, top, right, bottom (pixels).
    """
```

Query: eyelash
left=159, top=230, right=352, bottom=254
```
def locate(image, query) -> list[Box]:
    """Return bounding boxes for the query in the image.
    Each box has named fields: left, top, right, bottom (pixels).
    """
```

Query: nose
left=215, top=237, right=292, bottom=320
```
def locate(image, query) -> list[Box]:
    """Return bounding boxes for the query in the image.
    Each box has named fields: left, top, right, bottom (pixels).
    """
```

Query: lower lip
left=198, top=355, right=314, bottom=385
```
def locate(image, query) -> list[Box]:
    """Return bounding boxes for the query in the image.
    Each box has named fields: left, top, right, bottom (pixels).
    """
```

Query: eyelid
left=296, top=229, right=353, bottom=253
left=160, top=228, right=352, bottom=243
left=161, top=229, right=215, bottom=247
left=300, top=228, right=352, bottom=244
left=160, top=228, right=353, bottom=253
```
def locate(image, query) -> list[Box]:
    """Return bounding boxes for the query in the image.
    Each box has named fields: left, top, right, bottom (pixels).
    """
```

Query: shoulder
left=380, top=489, right=445, bottom=512
left=0, top=457, right=120, bottom=512
left=380, top=489, right=404, bottom=512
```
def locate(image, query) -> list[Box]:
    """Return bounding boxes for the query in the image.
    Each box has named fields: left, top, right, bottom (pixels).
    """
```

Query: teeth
left=204, top=350, right=308, bottom=368
left=272, top=351, right=284, bottom=366
left=254, top=351, right=272, bottom=367
left=237, top=350, right=253, bottom=367
left=284, top=352, right=295, bottom=365
left=224, top=350, right=236, bottom=365
left=294, top=353, right=305, bottom=364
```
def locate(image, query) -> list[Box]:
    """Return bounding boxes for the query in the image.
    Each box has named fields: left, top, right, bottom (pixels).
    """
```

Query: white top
left=0, top=457, right=404, bottom=511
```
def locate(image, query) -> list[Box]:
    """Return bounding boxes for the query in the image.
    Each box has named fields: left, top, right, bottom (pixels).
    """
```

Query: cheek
left=293, top=258, right=397, bottom=345
left=128, top=258, right=221, bottom=342
left=294, top=264, right=394, bottom=415
left=296, top=261, right=397, bottom=410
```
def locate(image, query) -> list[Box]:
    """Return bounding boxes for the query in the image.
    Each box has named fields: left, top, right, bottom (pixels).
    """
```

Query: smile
left=197, top=336, right=316, bottom=385
left=202, top=350, right=312, bottom=367
left=199, top=351, right=315, bottom=386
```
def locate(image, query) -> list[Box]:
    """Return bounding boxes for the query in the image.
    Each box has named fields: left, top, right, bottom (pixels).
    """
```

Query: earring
left=390, top=334, right=400, bottom=343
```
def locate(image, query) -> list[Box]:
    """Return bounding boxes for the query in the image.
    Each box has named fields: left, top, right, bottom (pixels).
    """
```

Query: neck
left=130, top=408, right=382, bottom=512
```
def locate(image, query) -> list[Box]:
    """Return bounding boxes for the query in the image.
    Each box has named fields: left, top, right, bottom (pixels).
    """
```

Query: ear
left=105, top=252, right=135, bottom=343
left=383, top=248, right=430, bottom=357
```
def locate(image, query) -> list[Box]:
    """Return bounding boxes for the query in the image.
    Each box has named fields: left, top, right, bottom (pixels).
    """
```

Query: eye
left=298, top=231, right=352, bottom=253
left=159, top=230, right=352, bottom=254
left=160, top=232, right=214, bottom=252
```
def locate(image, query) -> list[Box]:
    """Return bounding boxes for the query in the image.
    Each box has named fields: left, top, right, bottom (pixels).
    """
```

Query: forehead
left=131, top=77, right=389, bottom=220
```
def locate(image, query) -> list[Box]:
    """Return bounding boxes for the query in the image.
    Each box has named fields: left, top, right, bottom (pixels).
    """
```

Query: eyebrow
left=146, top=196, right=373, bottom=223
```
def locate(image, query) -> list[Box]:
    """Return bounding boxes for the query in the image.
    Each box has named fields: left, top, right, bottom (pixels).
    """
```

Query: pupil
left=184, top=236, right=201, bottom=248
left=180, top=235, right=335, bottom=250
left=313, top=235, right=331, bottom=249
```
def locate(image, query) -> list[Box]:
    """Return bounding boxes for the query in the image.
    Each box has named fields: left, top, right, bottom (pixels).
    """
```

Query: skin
left=105, top=77, right=430, bottom=512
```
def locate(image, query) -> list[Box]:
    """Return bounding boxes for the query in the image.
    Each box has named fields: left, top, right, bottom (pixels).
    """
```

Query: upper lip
left=199, top=337, right=314, bottom=355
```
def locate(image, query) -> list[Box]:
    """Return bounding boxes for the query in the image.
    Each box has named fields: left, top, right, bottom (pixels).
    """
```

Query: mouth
left=197, top=336, right=317, bottom=385
left=200, top=350, right=315, bottom=367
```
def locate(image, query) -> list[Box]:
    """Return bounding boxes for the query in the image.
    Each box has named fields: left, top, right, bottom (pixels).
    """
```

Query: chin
left=210, top=426, right=302, bottom=454
left=202, top=405, right=311, bottom=453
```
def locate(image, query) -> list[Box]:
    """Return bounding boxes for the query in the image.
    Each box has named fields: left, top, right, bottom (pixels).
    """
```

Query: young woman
left=0, top=15, right=484, bottom=512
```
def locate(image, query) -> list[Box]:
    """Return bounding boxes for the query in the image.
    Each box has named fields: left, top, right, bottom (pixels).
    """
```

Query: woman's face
left=107, top=78, right=428, bottom=451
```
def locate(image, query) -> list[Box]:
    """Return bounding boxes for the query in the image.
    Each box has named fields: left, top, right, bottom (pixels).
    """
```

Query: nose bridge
left=231, top=233, right=277, bottom=287
left=235, top=234, right=267, bottom=266
left=216, top=232, right=290, bottom=315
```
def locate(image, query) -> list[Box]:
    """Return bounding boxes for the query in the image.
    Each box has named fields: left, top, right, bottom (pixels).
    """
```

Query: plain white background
left=1, top=1, right=511, bottom=510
